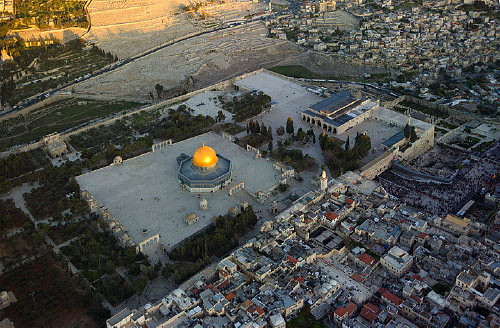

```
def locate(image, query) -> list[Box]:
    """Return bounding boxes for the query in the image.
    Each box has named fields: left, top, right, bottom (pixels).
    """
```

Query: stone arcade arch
left=152, top=139, right=172, bottom=152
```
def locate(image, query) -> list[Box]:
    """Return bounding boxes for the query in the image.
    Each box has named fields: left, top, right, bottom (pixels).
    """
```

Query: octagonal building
left=178, top=144, right=232, bottom=192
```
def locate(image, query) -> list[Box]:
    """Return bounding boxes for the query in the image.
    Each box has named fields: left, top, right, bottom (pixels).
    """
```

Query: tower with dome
left=177, top=144, right=233, bottom=192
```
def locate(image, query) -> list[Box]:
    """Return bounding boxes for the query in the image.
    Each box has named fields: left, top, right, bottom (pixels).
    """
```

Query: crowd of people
left=378, top=158, right=499, bottom=217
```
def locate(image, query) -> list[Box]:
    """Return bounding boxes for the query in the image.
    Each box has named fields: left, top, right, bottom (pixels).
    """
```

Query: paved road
left=0, top=15, right=273, bottom=119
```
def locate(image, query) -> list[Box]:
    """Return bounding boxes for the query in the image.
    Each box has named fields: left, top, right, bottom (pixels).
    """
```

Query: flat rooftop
left=76, top=132, right=281, bottom=250
left=310, top=90, right=358, bottom=115
left=372, top=107, right=433, bottom=132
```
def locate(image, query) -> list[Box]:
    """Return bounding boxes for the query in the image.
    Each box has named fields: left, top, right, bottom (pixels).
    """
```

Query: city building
left=43, top=132, right=68, bottom=158
left=301, top=90, right=378, bottom=135
left=0, top=0, right=14, bottom=14
left=380, top=246, right=413, bottom=278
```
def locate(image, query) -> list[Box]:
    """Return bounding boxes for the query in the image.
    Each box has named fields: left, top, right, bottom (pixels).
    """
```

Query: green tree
left=404, top=123, right=411, bottom=139
left=216, top=110, right=226, bottom=122
left=277, top=126, right=285, bottom=136
left=267, top=126, right=273, bottom=140
left=154, top=84, right=164, bottom=99
left=286, top=117, right=294, bottom=134
left=410, top=127, right=417, bottom=142
left=261, top=122, right=267, bottom=136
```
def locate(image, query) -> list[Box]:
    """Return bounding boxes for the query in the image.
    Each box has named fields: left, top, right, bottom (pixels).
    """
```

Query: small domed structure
left=200, top=198, right=208, bottom=210
left=184, top=212, right=199, bottom=225
left=192, top=144, right=218, bottom=168
left=113, top=156, right=123, bottom=165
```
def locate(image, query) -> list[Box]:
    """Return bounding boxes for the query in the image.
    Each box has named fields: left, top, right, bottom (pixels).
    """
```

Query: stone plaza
left=76, top=132, right=282, bottom=257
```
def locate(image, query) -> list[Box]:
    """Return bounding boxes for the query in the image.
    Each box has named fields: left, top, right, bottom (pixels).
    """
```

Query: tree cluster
left=0, top=199, right=31, bottom=235
left=320, top=131, right=371, bottom=177
left=169, top=206, right=258, bottom=262
left=24, top=170, right=88, bottom=220
left=222, top=91, right=271, bottom=122
left=0, top=149, right=48, bottom=182
left=3, top=0, right=89, bottom=31
left=90, top=45, right=118, bottom=62
left=271, top=142, right=316, bottom=172
left=404, top=123, right=418, bottom=142
left=167, top=206, right=258, bottom=283
left=246, top=119, right=273, bottom=140
left=293, top=127, right=316, bottom=144
left=153, top=105, right=216, bottom=142
left=61, top=227, right=152, bottom=306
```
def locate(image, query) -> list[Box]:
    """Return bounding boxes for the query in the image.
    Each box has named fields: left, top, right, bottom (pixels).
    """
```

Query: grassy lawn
left=400, top=100, right=449, bottom=119
left=213, top=122, right=246, bottom=135
left=0, top=99, right=141, bottom=151
left=269, top=65, right=322, bottom=79
left=287, top=306, right=325, bottom=328
left=236, top=133, right=268, bottom=148
left=437, top=121, right=458, bottom=130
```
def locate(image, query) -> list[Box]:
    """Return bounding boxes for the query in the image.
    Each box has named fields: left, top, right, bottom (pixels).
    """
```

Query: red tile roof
left=225, top=292, right=236, bottom=301
left=410, top=295, right=422, bottom=304
left=248, top=304, right=257, bottom=313
left=324, top=211, right=339, bottom=222
left=287, top=255, right=298, bottom=264
left=242, top=299, right=252, bottom=309
left=381, top=289, right=403, bottom=306
left=360, top=303, right=379, bottom=322
left=358, top=253, right=376, bottom=266
left=418, top=232, right=428, bottom=239
left=297, top=276, right=304, bottom=284
left=364, top=302, right=379, bottom=313
left=219, top=270, right=229, bottom=277
left=412, top=274, right=424, bottom=282
left=256, top=306, right=265, bottom=315
left=345, top=198, right=354, bottom=205
left=334, top=302, right=357, bottom=319
left=334, top=307, right=348, bottom=318
left=345, top=302, right=357, bottom=316
left=217, top=280, right=229, bottom=290
left=351, top=273, right=364, bottom=283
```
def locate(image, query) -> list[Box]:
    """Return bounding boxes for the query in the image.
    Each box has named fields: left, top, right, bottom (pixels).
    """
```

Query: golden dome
left=192, top=144, right=218, bottom=168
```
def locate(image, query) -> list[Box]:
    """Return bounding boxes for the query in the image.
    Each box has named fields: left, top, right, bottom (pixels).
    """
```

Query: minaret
left=320, top=170, right=328, bottom=192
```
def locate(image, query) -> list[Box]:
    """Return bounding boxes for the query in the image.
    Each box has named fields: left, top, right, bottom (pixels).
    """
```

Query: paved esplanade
left=76, top=132, right=280, bottom=250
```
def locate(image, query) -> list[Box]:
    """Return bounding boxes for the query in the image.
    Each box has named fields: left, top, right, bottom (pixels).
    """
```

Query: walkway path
left=45, top=234, right=81, bottom=275
left=0, top=182, right=40, bottom=227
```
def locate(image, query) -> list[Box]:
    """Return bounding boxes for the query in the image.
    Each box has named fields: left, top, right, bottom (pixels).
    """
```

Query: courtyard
left=76, top=132, right=282, bottom=251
